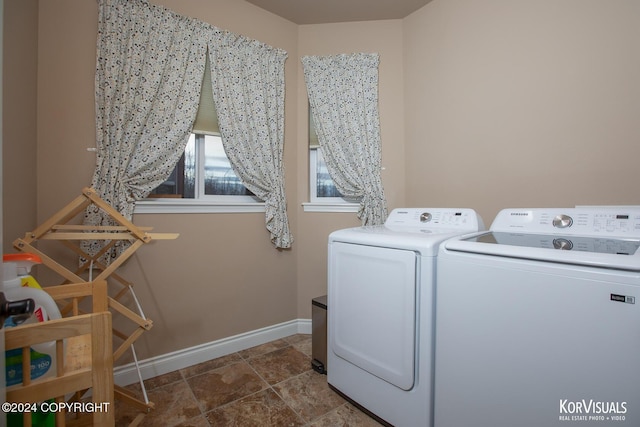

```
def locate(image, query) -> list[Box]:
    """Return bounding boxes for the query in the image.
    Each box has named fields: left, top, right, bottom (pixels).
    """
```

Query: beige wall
left=2, top=0, right=38, bottom=254
left=404, top=0, right=640, bottom=223
left=295, top=20, right=406, bottom=320
left=4, top=0, right=639, bottom=363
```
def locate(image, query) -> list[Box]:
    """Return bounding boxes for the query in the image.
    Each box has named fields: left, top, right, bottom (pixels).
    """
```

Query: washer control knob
left=553, top=238, right=573, bottom=250
left=420, top=212, right=432, bottom=223
left=552, top=214, right=573, bottom=228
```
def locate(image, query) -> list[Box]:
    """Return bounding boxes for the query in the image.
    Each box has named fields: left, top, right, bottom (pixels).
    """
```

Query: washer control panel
left=385, top=208, right=484, bottom=230
left=491, top=207, right=640, bottom=238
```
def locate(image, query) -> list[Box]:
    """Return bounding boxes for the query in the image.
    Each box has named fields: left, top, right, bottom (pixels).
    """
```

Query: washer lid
left=445, top=207, right=640, bottom=271
left=470, top=231, right=640, bottom=255
left=444, top=231, right=640, bottom=271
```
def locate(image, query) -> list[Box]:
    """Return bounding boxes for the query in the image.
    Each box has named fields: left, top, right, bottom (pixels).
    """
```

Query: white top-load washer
left=435, top=207, right=640, bottom=427
left=328, top=208, right=485, bottom=427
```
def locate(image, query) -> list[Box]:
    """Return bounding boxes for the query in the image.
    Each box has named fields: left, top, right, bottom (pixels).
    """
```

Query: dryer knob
left=552, top=214, right=573, bottom=228
left=420, top=212, right=432, bottom=223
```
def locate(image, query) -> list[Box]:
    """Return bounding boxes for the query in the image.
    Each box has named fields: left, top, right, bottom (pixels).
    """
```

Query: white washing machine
left=328, top=208, right=485, bottom=427
left=435, top=207, right=640, bottom=427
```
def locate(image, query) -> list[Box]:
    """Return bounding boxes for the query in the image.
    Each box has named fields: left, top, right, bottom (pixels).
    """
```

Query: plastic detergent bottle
left=3, top=253, right=45, bottom=289
left=2, top=256, right=62, bottom=387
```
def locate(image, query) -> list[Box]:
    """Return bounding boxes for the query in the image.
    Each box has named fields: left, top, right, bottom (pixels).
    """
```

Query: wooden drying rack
left=13, top=187, right=179, bottom=422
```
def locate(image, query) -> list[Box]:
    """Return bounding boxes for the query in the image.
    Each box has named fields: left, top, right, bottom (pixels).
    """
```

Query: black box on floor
left=311, top=295, right=328, bottom=374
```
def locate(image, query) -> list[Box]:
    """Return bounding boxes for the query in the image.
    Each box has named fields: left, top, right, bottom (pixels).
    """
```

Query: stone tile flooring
left=114, top=334, right=384, bottom=426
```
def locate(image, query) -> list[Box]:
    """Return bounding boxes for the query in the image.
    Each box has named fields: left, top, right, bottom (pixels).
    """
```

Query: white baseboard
left=113, top=318, right=312, bottom=387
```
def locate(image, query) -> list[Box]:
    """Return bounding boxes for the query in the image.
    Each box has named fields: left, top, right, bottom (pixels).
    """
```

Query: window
left=136, top=133, right=262, bottom=214
left=149, top=133, right=256, bottom=200
left=310, top=148, right=342, bottom=201
left=304, top=108, right=359, bottom=212
left=136, top=52, right=263, bottom=214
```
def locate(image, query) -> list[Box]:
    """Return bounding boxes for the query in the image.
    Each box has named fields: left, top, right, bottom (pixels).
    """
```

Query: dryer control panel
left=385, top=208, right=484, bottom=230
left=491, top=207, right=640, bottom=238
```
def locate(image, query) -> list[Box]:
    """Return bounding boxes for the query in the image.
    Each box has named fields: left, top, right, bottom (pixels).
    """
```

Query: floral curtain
left=302, top=53, right=388, bottom=225
left=86, top=0, right=292, bottom=258
left=85, top=0, right=207, bottom=259
left=210, top=34, right=292, bottom=248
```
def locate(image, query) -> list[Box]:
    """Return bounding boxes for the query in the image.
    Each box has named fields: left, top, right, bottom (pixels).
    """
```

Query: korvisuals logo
left=559, top=399, right=627, bottom=422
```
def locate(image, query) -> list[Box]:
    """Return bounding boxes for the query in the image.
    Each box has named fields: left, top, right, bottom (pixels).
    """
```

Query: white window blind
left=192, top=52, right=219, bottom=135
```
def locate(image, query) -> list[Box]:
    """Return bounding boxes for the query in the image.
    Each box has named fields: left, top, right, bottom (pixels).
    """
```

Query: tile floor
left=114, top=334, right=385, bottom=426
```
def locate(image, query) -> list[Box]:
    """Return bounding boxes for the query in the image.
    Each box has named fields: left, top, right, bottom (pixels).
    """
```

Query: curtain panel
left=86, top=0, right=292, bottom=259
left=210, top=34, right=292, bottom=248
left=302, top=53, right=388, bottom=225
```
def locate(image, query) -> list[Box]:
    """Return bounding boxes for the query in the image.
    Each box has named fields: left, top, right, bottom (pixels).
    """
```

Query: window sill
left=302, top=202, right=360, bottom=213
left=135, top=199, right=265, bottom=214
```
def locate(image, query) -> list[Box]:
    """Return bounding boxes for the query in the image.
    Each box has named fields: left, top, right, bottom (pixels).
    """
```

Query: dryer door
left=329, top=242, right=417, bottom=390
